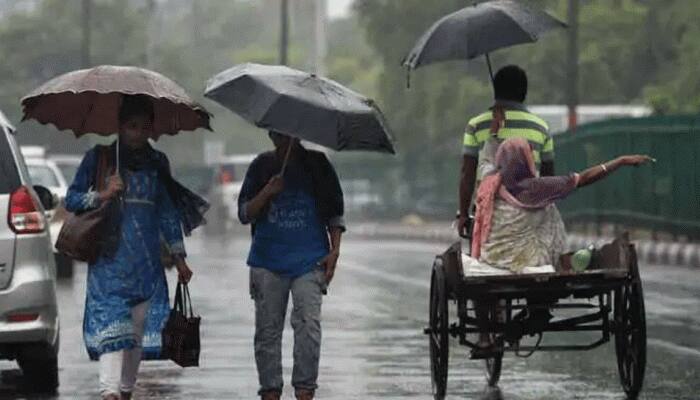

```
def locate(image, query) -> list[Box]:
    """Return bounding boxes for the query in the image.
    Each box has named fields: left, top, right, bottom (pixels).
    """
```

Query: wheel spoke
left=430, top=334, right=439, bottom=349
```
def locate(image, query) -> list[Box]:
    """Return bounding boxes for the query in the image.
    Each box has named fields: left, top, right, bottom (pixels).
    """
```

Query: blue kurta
left=65, top=146, right=185, bottom=361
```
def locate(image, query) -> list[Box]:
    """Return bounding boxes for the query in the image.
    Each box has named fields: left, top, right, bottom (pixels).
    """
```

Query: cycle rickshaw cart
left=426, top=233, right=646, bottom=399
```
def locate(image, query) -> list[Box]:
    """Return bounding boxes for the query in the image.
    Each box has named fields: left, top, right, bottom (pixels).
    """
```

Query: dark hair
left=493, top=65, right=527, bottom=102
left=118, top=94, right=154, bottom=125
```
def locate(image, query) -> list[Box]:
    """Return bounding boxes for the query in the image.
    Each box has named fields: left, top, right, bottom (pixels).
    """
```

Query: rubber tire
left=614, top=260, right=646, bottom=399
left=55, top=252, right=74, bottom=279
left=17, top=342, right=59, bottom=394
left=485, top=353, right=503, bottom=386
left=429, top=259, right=449, bottom=400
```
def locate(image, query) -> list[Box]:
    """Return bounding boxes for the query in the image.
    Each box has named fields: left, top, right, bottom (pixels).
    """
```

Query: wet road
left=1, top=235, right=699, bottom=399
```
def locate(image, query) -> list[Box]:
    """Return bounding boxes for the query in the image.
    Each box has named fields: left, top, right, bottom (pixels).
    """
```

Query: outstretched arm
left=577, top=155, right=654, bottom=188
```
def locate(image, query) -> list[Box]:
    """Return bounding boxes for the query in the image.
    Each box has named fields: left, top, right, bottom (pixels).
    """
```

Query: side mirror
left=33, top=185, right=58, bottom=211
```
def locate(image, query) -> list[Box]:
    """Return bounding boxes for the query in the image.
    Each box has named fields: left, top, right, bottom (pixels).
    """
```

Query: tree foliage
left=1, top=0, right=698, bottom=217
left=353, top=0, right=700, bottom=213
left=0, top=0, right=374, bottom=162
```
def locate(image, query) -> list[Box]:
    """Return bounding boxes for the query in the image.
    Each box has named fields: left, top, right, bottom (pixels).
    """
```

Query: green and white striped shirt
left=463, top=102, right=553, bottom=166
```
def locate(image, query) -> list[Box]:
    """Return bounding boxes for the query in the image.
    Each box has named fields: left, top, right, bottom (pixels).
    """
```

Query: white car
left=24, top=158, right=68, bottom=199
left=1, top=118, right=60, bottom=393
left=22, top=155, right=73, bottom=278
left=48, top=154, right=82, bottom=184
left=206, top=154, right=256, bottom=234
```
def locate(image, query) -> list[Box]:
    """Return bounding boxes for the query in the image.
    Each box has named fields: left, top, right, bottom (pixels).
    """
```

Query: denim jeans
left=249, top=267, right=326, bottom=395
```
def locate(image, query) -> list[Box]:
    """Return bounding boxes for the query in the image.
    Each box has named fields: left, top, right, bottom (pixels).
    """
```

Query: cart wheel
left=484, top=306, right=503, bottom=387
left=429, top=258, right=449, bottom=400
left=485, top=355, right=502, bottom=386
left=614, top=258, right=646, bottom=399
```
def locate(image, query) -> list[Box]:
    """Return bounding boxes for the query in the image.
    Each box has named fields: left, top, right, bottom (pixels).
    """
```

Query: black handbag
left=162, top=282, right=201, bottom=367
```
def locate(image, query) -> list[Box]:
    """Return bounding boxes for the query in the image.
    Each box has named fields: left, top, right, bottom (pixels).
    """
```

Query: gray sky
left=328, top=0, right=353, bottom=18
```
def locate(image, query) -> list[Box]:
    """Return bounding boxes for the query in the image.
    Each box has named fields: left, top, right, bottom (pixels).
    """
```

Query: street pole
left=567, top=0, right=579, bottom=132
left=279, top=0, right=289, bottom=65
left=81, top=0, right=92, bottom=68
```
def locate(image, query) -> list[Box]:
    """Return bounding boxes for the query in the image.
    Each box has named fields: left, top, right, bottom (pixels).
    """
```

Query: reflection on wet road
left=1, top=236, right=698, bottom=399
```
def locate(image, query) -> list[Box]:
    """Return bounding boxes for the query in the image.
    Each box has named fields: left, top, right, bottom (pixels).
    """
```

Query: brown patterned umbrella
left=21, top=65, right=212, bottom=138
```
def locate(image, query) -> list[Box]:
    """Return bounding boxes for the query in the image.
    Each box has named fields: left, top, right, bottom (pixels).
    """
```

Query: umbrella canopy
left=204, top=63, right=395, bottom=154
left=21, top=65, right=211, bottom=138
left=402, top=0, right=566, bottom=71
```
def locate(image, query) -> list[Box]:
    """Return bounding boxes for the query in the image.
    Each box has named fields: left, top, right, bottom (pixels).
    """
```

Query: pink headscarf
left=471, top=137, right=580, bottom=259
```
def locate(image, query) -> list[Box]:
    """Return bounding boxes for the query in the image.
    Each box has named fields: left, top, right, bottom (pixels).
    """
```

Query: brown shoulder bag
left=56, top=147, right=120, bottom=264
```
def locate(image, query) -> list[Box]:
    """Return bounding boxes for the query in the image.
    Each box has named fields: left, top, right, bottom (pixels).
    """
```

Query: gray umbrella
left=403, top=0, right=565, bottom=81
left=204, top=63, right=395, bottom=155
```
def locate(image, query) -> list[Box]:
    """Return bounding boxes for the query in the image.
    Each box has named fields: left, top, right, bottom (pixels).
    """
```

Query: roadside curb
left=349, top=224, right=700, bottom=268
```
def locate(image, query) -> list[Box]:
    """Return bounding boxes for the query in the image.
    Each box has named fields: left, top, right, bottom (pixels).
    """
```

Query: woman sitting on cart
left=471, top=137, right=653, bottom=272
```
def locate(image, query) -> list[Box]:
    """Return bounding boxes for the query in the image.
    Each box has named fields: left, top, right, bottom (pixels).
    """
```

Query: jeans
left=99, top=301, right=148, bottom=396
left=249, top=267, right=326, bottom=394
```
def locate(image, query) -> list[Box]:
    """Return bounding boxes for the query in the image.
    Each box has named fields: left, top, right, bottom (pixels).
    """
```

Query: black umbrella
left=402, top=0, right=566, bottom=84
left=204, top=63, right=395, bottom=157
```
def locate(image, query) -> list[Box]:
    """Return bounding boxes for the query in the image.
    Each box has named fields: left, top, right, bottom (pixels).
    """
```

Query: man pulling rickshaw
left=404, top=2, right=655, bottom=399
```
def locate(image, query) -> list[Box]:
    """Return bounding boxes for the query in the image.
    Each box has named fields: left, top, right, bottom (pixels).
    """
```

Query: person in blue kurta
left=65, top=95, right=206, bottom=400
left=238, top=132, right=345, bottom=400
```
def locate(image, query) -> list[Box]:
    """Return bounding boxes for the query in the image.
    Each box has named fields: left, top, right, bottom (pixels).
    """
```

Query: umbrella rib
left=78, top=92, right=97, bottom=136
left=314, top=77, right=345, bottom=149
left=204, top=63, right=394, bottom=154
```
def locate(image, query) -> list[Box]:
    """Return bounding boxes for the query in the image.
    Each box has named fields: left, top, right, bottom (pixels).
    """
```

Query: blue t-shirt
left=247, top=162, right=329, bottom=277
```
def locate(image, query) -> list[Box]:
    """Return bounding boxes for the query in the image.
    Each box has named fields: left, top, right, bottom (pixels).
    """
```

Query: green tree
left=354, top=0, right=700, bottom=216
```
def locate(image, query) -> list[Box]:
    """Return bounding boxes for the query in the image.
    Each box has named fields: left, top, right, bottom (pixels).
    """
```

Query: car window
left=0, top=130, right=20, bottom=194
left=27, top=164, right=60, bottom=187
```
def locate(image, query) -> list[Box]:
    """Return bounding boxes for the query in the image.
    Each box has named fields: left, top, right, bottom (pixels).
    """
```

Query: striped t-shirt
left=463, top=102, right=553, bottom=166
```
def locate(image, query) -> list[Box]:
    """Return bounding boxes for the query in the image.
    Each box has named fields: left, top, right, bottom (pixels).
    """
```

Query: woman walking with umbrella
left=205, top=63, right=394, bottom=400
left=22, top=66, right=211, bottom=400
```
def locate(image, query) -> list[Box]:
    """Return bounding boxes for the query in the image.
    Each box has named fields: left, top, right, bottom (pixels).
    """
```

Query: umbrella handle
left=280, top=140, right=294, bottom=176
left=486, top=53, right=495, bottom=87
left=114, top=135, right=124, bottom=210
left=116, top=135, right=120, bottom=173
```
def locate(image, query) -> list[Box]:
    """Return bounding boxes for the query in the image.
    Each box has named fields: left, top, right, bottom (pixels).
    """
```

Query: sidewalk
left=348, top=221, right=700, bottom=268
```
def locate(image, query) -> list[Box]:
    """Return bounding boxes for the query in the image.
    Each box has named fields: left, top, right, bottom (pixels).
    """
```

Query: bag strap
left=174, top=282, right=184, bottom=313
left=182, top=283, right=195, bottom=317
left=173, top=282, right=195, bottom=317
left=94, top=146, right=112, bottom=192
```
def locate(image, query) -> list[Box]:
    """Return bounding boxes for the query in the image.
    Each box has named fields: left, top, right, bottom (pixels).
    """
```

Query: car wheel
left=18, top=342, right=59, bottom=394
left=55, top=253, right=74, bottom=279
